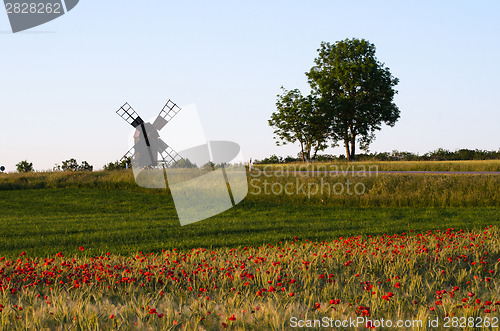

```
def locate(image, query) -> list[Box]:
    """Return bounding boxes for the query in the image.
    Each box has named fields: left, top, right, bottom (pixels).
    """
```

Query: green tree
left=269, top=87, right=329, bottom=162
left=79, top=161, right=93, bottom=171
left=61, top=158, right=79, bottom=171
left=103, top=157, right=131, bottom=171
left=60, top=159, right=93, bottom=171
left=16, top=160, right=33, bottom=173
left=307, top=38, right=400, bottom=161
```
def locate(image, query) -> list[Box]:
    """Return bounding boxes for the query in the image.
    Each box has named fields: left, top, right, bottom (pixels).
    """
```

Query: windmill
left=116, top=100, right=182, bottom=169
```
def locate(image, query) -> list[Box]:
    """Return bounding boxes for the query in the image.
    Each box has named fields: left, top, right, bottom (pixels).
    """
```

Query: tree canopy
left=269, top=38, right=400, bottom=162
left=269, top=87, right=329, bottom=162
left=16, top=160, right=33, bottom=173
left=103, top=157, right=131, bottom=171
left=307, top=38, right=400, bottom=161
left=60, top=158, right=93, bottom=171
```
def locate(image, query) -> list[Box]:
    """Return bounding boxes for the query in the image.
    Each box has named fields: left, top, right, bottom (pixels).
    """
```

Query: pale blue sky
left=1, top=1, right=499, bottom=171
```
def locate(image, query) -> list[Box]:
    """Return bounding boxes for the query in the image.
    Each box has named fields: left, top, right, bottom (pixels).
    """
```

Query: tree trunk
left=349, top=130, right=356, bottom=162
left=312, top=144, right=319, bottom=160
left=350, top=137, right=356, bottom=161
left=345, top=141, right=351, bottom=162
left=304, top=141, right=311, bottom=162
left=344, top=128, right=351, bottom=161
left=300, top=141, right=306, bottom=162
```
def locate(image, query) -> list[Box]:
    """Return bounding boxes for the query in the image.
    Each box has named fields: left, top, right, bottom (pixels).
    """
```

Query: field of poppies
left=1, top=225, right=499, bottom=330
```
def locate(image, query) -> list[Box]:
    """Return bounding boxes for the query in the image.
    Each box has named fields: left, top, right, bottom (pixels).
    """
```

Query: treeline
left=256, top=148, right=500, bottom=164
left=12, top=159, right=94, bottom=173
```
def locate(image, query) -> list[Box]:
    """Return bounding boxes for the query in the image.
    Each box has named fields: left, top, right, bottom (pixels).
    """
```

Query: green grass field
left=0, top=187, right=499, bottom=258
left=0, top=165, right=499, bottom=258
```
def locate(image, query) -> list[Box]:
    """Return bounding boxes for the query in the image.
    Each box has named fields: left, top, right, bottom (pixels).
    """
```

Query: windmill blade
left=120, top=146, right=135, bottom=163
left=116, top=102, right=144, bottom=128
left=157, top=138, right=182, bottom=166
left=153, top=99, right=181, bottom=131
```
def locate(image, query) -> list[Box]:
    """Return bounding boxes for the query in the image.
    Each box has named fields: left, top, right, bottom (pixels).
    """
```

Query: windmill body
left=133, top=122, right=160, bottom=167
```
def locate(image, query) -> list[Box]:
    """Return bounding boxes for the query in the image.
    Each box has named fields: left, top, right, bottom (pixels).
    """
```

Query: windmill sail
left=120, top=146, right=135, bottom=163
left=157, top=138, right=182, bottom=166
left=116, top=103, right=144, bottom=128
left=153, top=99, right=181, bottom=131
